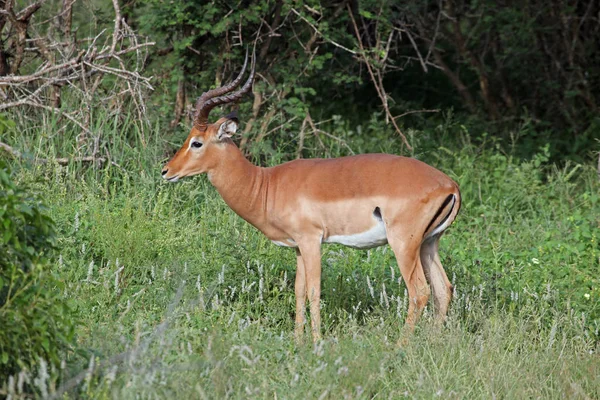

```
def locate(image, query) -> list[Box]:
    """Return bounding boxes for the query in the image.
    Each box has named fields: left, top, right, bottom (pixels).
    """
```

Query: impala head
left=161, top=52, right=255, bottom=182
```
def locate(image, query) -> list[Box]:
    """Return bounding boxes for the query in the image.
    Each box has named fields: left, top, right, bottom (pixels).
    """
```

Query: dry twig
left=290, top=8, right=356, bottom=55
left=347, top=5, right=412, bottom=150
left=0, top=140, right=123, bottom=169
left=0, top=0, right=154, bottom=166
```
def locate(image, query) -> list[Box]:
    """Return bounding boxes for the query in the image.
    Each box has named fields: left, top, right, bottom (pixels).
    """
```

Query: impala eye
left=191, top=141, right=203, bottom=149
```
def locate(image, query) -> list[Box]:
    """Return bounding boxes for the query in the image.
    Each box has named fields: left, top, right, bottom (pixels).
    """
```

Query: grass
left=1, top=117, right=599, bottom=398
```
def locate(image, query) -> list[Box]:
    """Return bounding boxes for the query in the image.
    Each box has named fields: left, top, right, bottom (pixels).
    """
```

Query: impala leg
left=420, top=236, right=453, bottom=323
left=433, top=249, right=453, bottom=315
left=387, top=232, right=430, bottom=330
left=294, top=249, right=307, bottom=341
left=298, top=240, right=323, bottom=342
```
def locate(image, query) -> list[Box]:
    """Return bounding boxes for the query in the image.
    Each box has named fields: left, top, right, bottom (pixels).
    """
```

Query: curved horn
left=194, top=49, right=249, bottom=127
left=195, top=51, right=255, bottom=129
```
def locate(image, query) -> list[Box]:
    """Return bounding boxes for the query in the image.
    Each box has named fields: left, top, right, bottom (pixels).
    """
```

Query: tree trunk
left=0, top=51, right=9, bottom=76
left=445, top=1, right=500, bottom=119
left=259, top=2, right=282, bottom=59
left=60, top=0, right=73, bottom=39
left=432, top=49, right=477, bottom=114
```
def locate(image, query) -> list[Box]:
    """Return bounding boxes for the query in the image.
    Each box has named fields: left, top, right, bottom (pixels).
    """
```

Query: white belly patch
left=324, top=219, right=388, bottom=249
left=271, top=239, right=298, bottom=248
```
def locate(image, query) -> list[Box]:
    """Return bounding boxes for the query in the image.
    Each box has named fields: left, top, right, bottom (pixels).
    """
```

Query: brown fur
left=163, top=118, right=461, bottom=342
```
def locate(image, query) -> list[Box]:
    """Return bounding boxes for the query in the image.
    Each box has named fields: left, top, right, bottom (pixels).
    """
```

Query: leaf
left=3, top=229, right=11, bottom=243
left=359, top=10, right=374, bottom=19
left=42, top=337, right=50, bottom=352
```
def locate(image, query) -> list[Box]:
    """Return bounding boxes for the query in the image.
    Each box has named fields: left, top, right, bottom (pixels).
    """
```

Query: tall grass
left=0, top=109, right=599, bottom=398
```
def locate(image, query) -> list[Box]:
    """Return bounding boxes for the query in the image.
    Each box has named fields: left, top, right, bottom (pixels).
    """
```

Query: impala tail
left=424, top=188, right=461, bottom=241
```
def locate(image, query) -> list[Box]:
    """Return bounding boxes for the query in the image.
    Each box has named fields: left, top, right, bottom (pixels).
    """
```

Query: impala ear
left=217, top=118, right=238, bottom=140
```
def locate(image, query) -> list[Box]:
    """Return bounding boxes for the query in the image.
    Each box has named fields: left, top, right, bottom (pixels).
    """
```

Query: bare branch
left=403, top=27, right=427, bottom=73
left=0, top=50, right=85, bottom=85
left=0, top=140, right=118, bottom=167
left=424, top=0, right=443, bottom=65
left=393, top=109, right=440, bottom=120
left=0, top=9, right=17, bottom=26
left=60, top=0, right=74, bottom=38
left=347, top=5, right=412, bottom=150
left=95, top=41, right=155, bottom=60
left=305, top=110, right=354, bottom=155
left=0, top=141, right=23, bottom=158
left=0, top=99, right=93, bottom=135
left=296, top=115, right=308, bottom=159
left=82, top=61, right=153, bottom=89
left=0, top=1, right=154, bottom=159
left=291, top=8, right=356, bottom=55
left=111, top=0, right=122, bottom=53
left=16, top=0, right=45, bottom=21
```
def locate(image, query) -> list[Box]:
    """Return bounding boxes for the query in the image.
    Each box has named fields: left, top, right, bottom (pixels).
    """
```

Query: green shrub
left=0, top=161, right=76, bottom=377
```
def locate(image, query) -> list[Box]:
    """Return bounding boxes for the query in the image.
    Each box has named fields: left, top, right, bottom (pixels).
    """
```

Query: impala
left=162, top=54, right=461, bottom=342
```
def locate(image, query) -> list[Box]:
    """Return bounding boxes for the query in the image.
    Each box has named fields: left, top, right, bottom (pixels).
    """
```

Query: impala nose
left=161, top=168, right=168, bottom=177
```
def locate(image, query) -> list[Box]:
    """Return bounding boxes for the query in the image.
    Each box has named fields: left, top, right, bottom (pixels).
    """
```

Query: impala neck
left=207, top=141, right=267, bottom=228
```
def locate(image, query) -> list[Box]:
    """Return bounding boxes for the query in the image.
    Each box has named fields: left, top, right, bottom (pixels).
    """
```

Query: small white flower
left=367, top=276, right=375, bottom=298
left=337, top=366, right=349, bottom=375
left=531, top=258, right=540, bottom=265
left=584, top=293, right=591, bottom=300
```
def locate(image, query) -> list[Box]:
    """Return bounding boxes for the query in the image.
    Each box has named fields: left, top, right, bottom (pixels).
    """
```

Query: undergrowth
left=0, top=117, right=599, bottom=398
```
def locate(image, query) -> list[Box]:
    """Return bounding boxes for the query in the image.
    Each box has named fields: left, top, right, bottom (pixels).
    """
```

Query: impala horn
left=194, top=49, right=255, bottom=130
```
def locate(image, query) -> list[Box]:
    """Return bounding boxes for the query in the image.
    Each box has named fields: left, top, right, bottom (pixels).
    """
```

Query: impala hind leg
left=387, top=231, right=430, bottom=330
left=297, top=240, right=323, bottom=342
left=420, top=236, right=453, bottom=323
left=294, top=249, right=307, bottom=341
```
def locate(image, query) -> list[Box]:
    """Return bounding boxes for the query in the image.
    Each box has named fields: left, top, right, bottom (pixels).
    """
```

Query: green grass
left=1, top=119, right=599, bottom=398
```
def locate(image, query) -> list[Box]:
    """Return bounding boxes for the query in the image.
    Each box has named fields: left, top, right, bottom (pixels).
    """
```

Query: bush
left=0, top=161, right=76, bottom=377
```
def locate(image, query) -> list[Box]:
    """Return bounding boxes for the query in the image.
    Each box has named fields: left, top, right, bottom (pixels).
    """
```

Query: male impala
left=162, top=54, right=461, bottom=342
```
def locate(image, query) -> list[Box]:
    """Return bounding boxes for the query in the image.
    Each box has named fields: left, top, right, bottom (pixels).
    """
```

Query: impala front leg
left=298, top=240, right=323, bottom=342
left=294, top=249, right=307, bottom=341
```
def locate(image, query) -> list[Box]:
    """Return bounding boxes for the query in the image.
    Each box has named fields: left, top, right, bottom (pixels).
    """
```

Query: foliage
left=2, top=119, right=599, bottom=396
left=11, top=301, right=600, bottom=398
left=126, top=0, right=600, bottom=160
left=0, top=161, right=75, bottom=378
left=0, top=1, right=599, bottom=396
left=2, top=0, right=599, bottom=163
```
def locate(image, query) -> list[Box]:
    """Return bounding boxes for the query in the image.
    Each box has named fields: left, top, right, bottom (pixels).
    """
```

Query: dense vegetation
left=0, top=161, right=75, bottom=378
left=1, top=126, right=599, bottom=398
left=0, top=0, right=599, bottom=398
left=1, top=0, right=599, bottom=159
